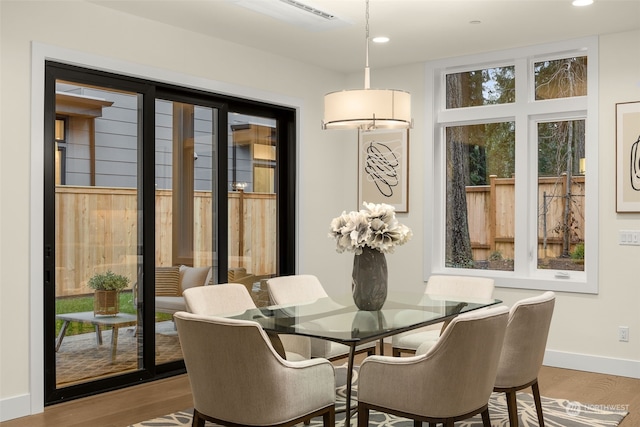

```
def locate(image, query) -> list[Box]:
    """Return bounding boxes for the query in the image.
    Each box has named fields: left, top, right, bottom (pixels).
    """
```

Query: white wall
left=1, top=0, right=639, bottom=421
left=494, top=30, right=640, bottom=377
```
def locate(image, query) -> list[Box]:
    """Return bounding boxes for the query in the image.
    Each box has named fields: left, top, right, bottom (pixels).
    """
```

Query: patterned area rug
left=129, top=366, right=628, bottom=427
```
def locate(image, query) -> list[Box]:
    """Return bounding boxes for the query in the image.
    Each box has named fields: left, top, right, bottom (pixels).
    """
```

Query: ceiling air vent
left=228, top=0, right=349, bottom=31
left=278, top=0, right=336, bottom=20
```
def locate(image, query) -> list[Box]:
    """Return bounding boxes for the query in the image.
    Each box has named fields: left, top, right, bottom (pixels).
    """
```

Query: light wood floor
left=3, top=346, right=639, bottom=427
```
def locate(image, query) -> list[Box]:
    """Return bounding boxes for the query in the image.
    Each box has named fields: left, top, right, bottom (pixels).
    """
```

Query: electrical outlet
left=619, top=326, right=629, bottom=342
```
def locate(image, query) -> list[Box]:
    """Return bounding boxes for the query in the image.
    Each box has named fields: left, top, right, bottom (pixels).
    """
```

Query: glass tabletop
left=227, top=291, right=502, bottom=345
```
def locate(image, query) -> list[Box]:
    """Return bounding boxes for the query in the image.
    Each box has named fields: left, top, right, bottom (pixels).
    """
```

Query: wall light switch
left=619, top=230, right=640, bottom=245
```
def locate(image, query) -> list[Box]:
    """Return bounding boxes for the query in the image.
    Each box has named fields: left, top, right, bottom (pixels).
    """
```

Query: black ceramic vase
left=351, top=246, right=388, bottom=311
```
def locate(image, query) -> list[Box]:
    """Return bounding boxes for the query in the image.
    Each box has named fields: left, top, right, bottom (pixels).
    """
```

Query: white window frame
left=424, top=37, right=598, bottom=294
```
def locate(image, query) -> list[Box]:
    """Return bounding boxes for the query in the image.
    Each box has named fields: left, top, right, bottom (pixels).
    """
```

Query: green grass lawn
left=55, top=291, right=172, bottom=336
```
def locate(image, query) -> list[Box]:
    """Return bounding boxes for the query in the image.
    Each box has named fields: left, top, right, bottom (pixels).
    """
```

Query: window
left=54, top=116, right=67, bottom=185
left=426, top=38, right=598, bottom=293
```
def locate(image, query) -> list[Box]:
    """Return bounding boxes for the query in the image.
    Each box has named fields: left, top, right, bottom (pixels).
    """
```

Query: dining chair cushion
left=184, top=283, right=255, bottom=316
left=494, top=291, right=556, bottom=388
left=183, top=283, right=311, bottom=360
left=493, top=291, right=555, bottom=427
left=358, top=305, right=509, bottom=421
left=267, top=274, right=329, bottom=304
left=266, top=274, right=376, bottom=360
left=391, top=275, right=495, bottom=356
left=424, top=275, right=496, bottom=298
left=174, top=312, right=335, bottom=426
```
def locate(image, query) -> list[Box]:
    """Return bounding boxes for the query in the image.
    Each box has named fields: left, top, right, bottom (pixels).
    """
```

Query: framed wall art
left=358, top=128, right=409, bottom=213
left=616, top=101, right=640, bottom=212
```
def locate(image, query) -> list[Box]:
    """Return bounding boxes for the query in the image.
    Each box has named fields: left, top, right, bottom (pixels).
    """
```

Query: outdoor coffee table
left=55, top=311, right=138, bottom=363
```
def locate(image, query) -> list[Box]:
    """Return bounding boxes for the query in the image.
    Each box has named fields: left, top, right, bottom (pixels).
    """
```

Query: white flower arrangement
left=329, top=202, right=412, bottom=255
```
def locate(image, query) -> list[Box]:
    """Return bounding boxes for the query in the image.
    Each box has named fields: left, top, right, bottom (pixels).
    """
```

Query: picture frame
left=616, top=101, right=640, bottom=212
left=358, top=128, right=409, bottom=213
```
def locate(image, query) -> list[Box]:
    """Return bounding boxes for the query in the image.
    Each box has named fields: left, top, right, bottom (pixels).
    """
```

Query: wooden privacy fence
left=467, top=175, right=585, bottom=261
left=55, top=175, right=583, bottom=296
left=55, top=186, right=276, bottom=297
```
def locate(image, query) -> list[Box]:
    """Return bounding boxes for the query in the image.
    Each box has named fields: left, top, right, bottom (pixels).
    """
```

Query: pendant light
left=322, top=0, right=412, bottom=130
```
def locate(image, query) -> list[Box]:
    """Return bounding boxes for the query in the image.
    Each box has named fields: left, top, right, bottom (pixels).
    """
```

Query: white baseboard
left=544, top=349, right=640, bottom=379
left=0, top=393, right=33, bottom=422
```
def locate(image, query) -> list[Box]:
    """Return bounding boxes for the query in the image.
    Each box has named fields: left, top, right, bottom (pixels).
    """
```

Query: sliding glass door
left=153, top=98, right=218, bottom=366
left=227, top=114, right=278, bottom=307
left=44, top=69, right=153, bottom=403
left=44, top=63, right=296, bottom=404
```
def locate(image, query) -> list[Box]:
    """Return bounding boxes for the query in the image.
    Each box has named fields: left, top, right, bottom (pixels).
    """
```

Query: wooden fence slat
left=467, top=176, right=585, bottom=260
left=55, top=186, right=276, bottom=297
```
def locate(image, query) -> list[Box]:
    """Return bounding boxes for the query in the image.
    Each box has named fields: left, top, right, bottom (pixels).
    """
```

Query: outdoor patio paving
left=56, top=321, right=183, bottom=386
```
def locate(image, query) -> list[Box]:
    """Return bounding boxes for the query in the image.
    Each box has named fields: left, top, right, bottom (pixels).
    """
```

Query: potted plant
left=88, top=270, right=130, bottom=316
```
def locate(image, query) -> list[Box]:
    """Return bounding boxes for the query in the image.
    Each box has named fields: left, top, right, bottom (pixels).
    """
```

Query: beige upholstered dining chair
left=494, top=291, right=556, bottom=427
left=183, top=283, right=311, bottom=361
left=174, top=312, right=336, bottom=427
left=357, top=305, right=509, bottom=427
left=391, top=275, right=495, bottom=356
left=266, top=274, right=377, bottom=360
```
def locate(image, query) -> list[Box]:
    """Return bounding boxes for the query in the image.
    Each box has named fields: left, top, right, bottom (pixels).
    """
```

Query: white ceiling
left=91, top=0, right=640, bottom=74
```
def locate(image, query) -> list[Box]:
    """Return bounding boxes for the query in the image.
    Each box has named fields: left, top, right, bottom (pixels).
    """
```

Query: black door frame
left=43, top=62, right=297, bottom=404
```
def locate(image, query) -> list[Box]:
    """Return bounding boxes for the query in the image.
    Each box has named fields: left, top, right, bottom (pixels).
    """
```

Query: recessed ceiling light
left=372, top=36, right=389, bottom=43
left=572, top=0, right=594, bottom=6
left=469, top=20, right=482, bottom=25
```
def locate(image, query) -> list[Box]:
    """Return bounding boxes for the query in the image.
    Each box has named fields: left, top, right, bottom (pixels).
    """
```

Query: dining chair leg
left=357, top=403, right=369, bottom=427
left=481, top=408, right=491, bottom=427
left=322, top=406, right=335, bottom=427
left=413, top=420, right=421, bottom=427
left=191, top=409, right=205, bottom=427
left=505, top=391, right=519, bottom=427
left=531, top=380, right=545, bottom=427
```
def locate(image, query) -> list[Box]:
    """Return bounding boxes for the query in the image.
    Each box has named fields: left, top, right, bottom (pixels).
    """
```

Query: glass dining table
left=225, top=290, right=502, bottom=421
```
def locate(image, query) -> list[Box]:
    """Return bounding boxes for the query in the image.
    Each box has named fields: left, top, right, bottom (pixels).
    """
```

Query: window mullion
left=437, top=104, right=515, bottom=124
left=513, top=57, right=531, bottom=275
left=527, top=97, right=588, bottom=116
left=430, top=124, right=446, bottom=276
left=516, top=115, right=536, bottom=275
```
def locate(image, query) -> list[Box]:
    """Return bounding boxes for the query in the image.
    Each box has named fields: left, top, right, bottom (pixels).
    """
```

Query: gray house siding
left=57, top=83, right=271, bottom=193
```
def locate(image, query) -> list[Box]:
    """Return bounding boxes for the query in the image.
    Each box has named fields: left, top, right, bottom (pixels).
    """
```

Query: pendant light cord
left=364, top=0, right=370, bottom=90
